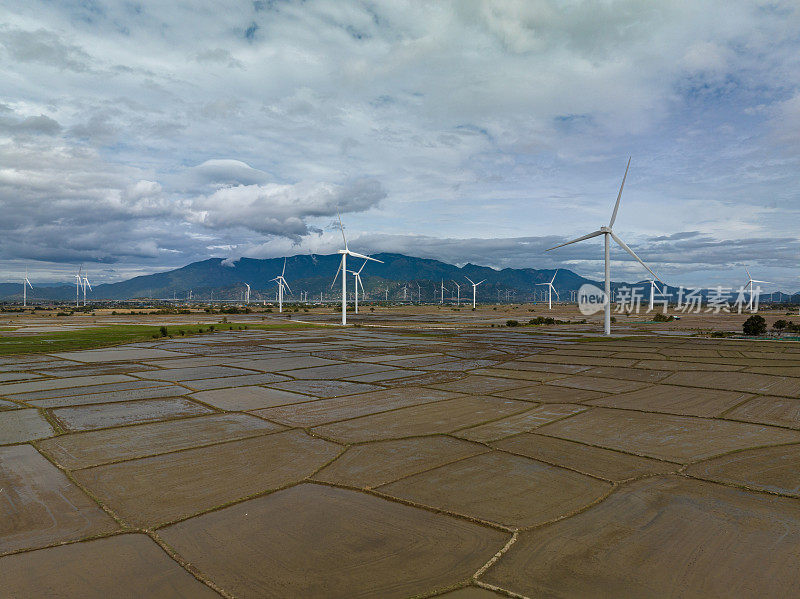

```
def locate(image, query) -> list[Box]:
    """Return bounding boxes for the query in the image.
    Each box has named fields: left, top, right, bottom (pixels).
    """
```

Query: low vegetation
left=0, top=321, right=318, bottom=356
left=652, top=313, right=675, bottom=322
left=502, top=316, right=586, bottom=327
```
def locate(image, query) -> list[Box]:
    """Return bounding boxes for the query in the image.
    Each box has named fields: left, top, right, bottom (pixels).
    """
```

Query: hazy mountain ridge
left=2, top=253, right=798, bottom=302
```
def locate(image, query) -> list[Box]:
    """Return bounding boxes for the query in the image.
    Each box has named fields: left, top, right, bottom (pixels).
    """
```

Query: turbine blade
left=550, top=268, right=559, bottom=284
left=337, top=211, right=347, bottom=250
left=358, top=276, right=364, bottom=293
left=477, top=280, right=486, bottom=286
left=610, top=231, right=663, bottom=284
left=609, top=156, right=631, bottom=227
left=546, top=230, right=604, bottom=251
left=331, top=259, right=342, bottom=288
left=347, top=251, right=382, bottom=263
left=358, top=260, right=368, bottom=274
left=282, top=257, right=286, bottom=277
left=553, top=285, right=560, bottom=300
left=283, top=279, right=292, bottom=294
left=465, top=276, right=475, bottom=285
left=751, top=280, right=771, bottom=284
left=745, top=266, right=751, bottom=280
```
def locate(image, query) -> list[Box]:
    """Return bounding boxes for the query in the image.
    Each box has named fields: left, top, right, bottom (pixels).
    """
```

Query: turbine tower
left=270, top=259, right=291, bottom=313
left=464, top=276, right=485, bottom=309
left=22, top=268, right=33, bottom=307
left=744, top=267, right=770, bottom=310
left=244, top=283, right=251, bottom=304
left=331, top=213, right=382, bottom=325
left=440, top=280, right=447, bottom=304
left=547, top=158, right=662, bottom=335
left=536, top=269, right=560, bottom=310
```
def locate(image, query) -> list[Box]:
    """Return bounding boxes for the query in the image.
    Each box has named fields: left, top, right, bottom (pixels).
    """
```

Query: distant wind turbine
left=464, top=276, right=485, bottom=309
left=22, top=268, right=33, bottom=307
left=547, top=158, right=662, bottom=335
left=244, top=283, right=251, bottom=304
left=452, top=280, right=461, bottom=306
left=744, top=267, right=770, bottom=310
left=331, top=213, right=382, bottom=325
left=536, top=269, right=560, bottom=310
left=646, top=278, right=663, bottom=312
left=82, top=272, right=92, bottom=306
left=347, top=260, right=369, bottom=314
left=74, top=266, right=82, bottom=307
left=270, top=259, right=291, bottom=312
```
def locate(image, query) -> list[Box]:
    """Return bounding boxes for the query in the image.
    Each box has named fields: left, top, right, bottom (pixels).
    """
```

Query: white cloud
left=188, top=177, right=386, bottom=237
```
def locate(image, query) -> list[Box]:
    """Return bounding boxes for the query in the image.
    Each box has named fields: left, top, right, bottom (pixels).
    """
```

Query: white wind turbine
left=74, top=266, right=82, bottom=307
left=646, top=278, right=663, bottom=312
left=744, top=267, right=770, bottom=310
left=21, top=268, right=33, bottom=307
left=347, top=260, right=369, bottom=314
left=82, top=271, right=92, bottom=306
left=244, top=283, right=251, bottom=304
left=536, top=269, right=560, bottom=310
left=22, top=268, right=33, bottom=307
left=440, top=279, right=448, bottom=304
left=331, top=213, right=382, bottom=325
left=547, top=158, right=662, bottom=335
left=452, top=280, right=461, bottom=306
left=270, top=259, right=291, bottom=312
left=464, top=276, right=485, bottom=308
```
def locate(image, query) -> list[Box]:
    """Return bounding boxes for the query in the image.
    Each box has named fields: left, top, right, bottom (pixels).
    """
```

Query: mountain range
left=2, top=253, right=798, bottom=304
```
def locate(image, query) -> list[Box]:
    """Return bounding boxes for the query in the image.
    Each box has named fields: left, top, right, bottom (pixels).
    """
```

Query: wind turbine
left=22, top=268, right=33, bottom=307
left=74, top=266, right=82, bottom=307
left=82, top=272, right=92, bottom=306
left=452, top=280, right=461, bottom=306
left=331, top=213, right=382, bottom=325
left=744, top=267, right=770, bottom=310
left=646, top=278, right=663, bottom=312
left=347, top=260, right=369, bottom=314
left=440, top=280, right=448, bottom=304
left=547, top=158, right=662, bottom=335
left=536, top=269, right=560, bottom=310
left=464, top=276, right=485, bottom=308
left=270, top=259, right=291, bottom=313
left=244, top=283, right=251, bottom=304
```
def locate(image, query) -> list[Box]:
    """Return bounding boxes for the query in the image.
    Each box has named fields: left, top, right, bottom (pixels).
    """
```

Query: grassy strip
left=0, top=322, right=318, bottom=356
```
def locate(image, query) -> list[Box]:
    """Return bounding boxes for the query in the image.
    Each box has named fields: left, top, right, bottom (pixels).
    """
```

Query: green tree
left=743, top=315, right=767, bottom=336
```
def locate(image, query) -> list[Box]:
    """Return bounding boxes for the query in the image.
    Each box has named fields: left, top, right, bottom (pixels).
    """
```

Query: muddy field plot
left=2, top=322, right=800, bottom=598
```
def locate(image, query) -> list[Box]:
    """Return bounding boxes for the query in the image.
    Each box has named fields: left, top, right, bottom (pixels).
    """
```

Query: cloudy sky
left=2, top=0, right=799, bottom=289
